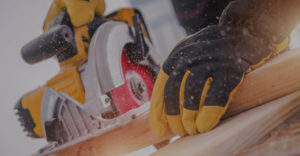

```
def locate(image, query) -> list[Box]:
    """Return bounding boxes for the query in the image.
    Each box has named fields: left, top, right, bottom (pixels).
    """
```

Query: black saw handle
left=21, top=12, right=106, bottom=64
left=21, top=25, right=76, bottom=64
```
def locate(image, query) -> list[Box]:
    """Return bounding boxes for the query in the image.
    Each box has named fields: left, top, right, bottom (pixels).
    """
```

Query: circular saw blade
left=110, top=47, right=154, bottom=114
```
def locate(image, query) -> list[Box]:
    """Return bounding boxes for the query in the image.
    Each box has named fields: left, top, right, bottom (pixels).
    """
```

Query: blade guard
left=81, top=21, right=161, bottom=116
left=81, top=21, right=134, bottom=116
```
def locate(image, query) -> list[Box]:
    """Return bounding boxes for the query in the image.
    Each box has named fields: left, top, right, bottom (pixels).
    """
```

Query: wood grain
left=153, top=91, right=300, bottom=156
left=238, top=111, right=300, bottom=156
left=50, top=48, right=300, bottom=156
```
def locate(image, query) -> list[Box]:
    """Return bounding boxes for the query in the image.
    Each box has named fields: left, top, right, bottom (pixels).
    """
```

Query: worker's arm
left=43, top=0, right=105, bottom=31
left=149, top=0, right=300, bottom=136
left=170, top=0, right=232, bottom=35
left=220, top=0, right=300, bottom=45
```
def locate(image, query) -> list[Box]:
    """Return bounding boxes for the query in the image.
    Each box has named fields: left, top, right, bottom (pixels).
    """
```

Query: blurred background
left=0, top=0, right=299, bottom=156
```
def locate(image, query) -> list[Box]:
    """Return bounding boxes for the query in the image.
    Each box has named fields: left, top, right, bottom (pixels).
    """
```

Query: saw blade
left=110, top=47, right=154, bottom=114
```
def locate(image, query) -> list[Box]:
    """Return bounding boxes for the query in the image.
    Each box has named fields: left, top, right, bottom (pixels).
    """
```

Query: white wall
left=0, top=1, right=55, bottom=155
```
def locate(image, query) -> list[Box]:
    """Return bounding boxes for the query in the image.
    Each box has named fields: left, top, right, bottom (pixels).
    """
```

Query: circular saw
left=14, top=9, right=163, bottom=156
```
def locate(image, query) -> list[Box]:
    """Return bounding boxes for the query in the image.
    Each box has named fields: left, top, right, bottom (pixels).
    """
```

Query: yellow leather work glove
left=149, top=24, right=288, bottom=136
left=43, top=0, right=105, bottom=31
left=149, top=0, right=293, bottom=136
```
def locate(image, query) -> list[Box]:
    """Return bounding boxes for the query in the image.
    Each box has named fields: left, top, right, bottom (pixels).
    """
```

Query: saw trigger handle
left=21, top=25, right=77, bottom=64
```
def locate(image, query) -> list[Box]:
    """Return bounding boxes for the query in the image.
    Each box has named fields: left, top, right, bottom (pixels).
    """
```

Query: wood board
left=153, top=91, right=300, bottom=156
left=237, top=111, right=300, bottom=156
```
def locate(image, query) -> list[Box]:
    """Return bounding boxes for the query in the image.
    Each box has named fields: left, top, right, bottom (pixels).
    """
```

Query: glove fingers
left=196, top=71, right=243, bottom=133
left=164, top=71, right=186, bottom=136
left=149, top=69, right=169, bottom=136
left=182, top=70, right=210, bottom=135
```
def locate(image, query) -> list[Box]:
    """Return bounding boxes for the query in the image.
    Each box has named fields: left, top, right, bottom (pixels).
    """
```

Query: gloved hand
left=149, top=24, right=288, bottom=136
left=43, top=0, right=105, bottom=31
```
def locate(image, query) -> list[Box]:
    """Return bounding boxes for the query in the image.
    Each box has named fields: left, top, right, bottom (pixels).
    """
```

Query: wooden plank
left=50, top=49, right=300, bottom=156
left=49, top=113, right=174, bottom=156
left=237, top=111, right=300, bottom=156
left=226, top=48, right=300, bottom=117
left=153, top=91, right=300, bottom=156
